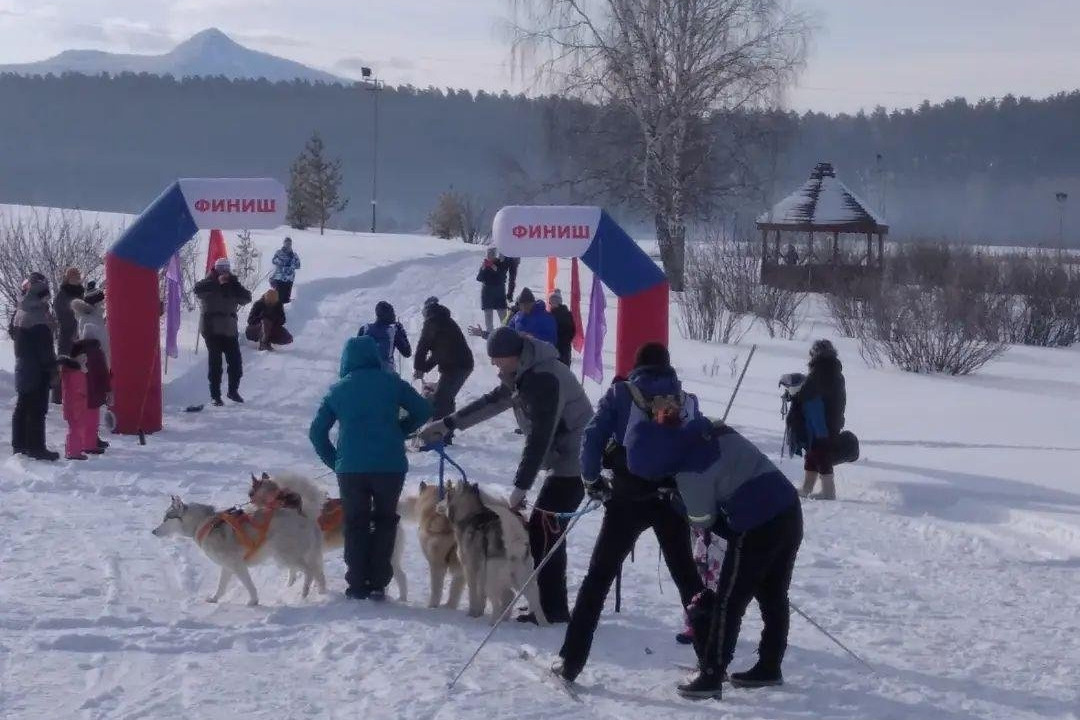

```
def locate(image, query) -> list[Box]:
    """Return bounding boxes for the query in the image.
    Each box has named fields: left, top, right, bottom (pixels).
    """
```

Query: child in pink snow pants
left=58, top=353, right=93, bottom=460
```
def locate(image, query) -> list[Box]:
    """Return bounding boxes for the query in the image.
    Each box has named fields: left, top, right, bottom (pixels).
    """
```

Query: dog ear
left=261, top=472, right=271, bottom=480
left=419, top=480, right=427, bottom=490
left=251, top=473, right=259, bottom=486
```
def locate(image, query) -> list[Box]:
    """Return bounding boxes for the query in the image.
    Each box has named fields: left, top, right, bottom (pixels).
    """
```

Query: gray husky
left=153, top=496, right=326, bottom=606
left=442, top=482, right=547, bottom=625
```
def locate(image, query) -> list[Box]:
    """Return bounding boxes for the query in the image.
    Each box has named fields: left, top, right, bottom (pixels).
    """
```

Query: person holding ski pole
left=625, top=400, right=802, bottom=700
left=418, top=326, right=594, bottom=623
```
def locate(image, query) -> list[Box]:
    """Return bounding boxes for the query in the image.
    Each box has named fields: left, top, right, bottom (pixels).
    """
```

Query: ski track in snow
left=1, top=227, right=1079, bottom=719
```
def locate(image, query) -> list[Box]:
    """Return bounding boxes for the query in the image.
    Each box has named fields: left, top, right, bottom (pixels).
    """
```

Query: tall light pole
left=1055, top=191, right=1068, bottom=249
left=360, top=67, right=383, bottom=233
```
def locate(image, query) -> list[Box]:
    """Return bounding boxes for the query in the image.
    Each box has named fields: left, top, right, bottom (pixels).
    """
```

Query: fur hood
left=70, top=298, right=102, bottom=317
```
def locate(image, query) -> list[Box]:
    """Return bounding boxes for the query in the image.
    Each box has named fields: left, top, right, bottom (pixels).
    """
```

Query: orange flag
left=546, top=257, right=558, bottom=299
left=205, top=229, right=229, bottom=274
left=571, top=258, right=585, bottom=353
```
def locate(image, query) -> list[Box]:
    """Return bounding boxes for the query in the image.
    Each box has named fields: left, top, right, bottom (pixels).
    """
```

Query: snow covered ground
left=1, top=217, right=1078, bottom=720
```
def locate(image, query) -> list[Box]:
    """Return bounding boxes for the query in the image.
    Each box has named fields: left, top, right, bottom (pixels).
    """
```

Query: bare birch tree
left=508, top=0, right=810, bottom=289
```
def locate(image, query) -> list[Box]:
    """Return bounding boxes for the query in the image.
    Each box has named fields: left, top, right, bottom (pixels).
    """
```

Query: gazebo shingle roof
left=757, top=163, right=888, bottom=234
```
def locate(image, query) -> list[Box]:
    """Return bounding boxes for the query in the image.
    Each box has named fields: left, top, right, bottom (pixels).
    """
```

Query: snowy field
left=1, top=214, right=1078, bottom=720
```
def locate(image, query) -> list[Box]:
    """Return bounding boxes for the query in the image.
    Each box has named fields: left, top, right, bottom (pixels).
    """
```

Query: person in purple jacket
left=507, top=288, right=557, bottom=346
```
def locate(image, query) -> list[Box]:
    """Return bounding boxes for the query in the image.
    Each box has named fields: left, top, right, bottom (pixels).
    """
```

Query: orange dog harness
left=196, top=508, right=274, bottom=560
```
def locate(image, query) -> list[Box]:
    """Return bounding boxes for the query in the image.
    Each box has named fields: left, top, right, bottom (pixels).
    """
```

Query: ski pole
left=790, top=600, right=875, bottom=673
left=447, top=500, right=600, bottom=691
left=721, top=344, right=757, bottom=423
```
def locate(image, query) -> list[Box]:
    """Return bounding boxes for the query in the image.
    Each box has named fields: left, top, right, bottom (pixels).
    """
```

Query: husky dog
left=411, top=480, right=465, bottom=609
left=152, top=496, right=326, bottom=606
left=441, top=482, right=547, bottom=625
left=250, top=472, right=409, bottom=601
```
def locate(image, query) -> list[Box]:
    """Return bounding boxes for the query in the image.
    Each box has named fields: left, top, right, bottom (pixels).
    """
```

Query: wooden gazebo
left=757, top=162, right=888, bottom=292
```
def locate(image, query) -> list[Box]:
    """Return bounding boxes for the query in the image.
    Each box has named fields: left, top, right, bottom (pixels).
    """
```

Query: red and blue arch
left=493, top=206, right=669, bottom=378
left=105, top=178, right=285, bottom=435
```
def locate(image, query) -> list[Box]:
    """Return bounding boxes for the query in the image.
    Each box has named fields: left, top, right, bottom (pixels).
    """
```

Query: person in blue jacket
left=625, top=393, right=802, bottom=700
left=358, top=301, right=412, bottom=373
left=507, top=288, right=558, bottom=346
left=309, top=335, right=432, bottom=601
left=270, top=236, right=301, bottom=304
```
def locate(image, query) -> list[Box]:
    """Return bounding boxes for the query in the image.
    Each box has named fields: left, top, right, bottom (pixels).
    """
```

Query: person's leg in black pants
left=558, top=498, right=648, bottom=679
left=749, top=503, right=803, bottom=676
left=25, top=383, right=50, bottom=453
left=223, top=336, right=243, bottom=397
left=433, top=368, right=470, bottom=442
left=527, top=475, right=586, bottom=623
left=205, top=335, right=224, bottom=401
left=12, top=391, right=29, bottom=453
left=337, top=473, right=375, bottom=596
left=366, top=473, right=406, bottom=593
left=650, top=499, right=705, bottom=610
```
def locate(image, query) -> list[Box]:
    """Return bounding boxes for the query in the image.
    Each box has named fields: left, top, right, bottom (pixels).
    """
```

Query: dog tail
left=271, top=473, right=330, bottom=516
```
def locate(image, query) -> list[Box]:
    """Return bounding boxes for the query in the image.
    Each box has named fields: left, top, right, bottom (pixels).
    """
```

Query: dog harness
left=195, top=507, right=274, bottom=561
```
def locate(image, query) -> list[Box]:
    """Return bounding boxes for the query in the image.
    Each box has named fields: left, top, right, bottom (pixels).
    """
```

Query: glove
left=418, top=419, right=450, bottom=446
left=584, top=476, right=612, bottom=504
left=506, top=291, right=514, bottom=303
left=509, top=487, right=527, bottom=510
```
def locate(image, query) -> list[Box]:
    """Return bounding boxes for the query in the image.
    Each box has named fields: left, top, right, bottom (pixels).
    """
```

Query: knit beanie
left=487, top=326, right=525, bottom=358
left=214, top=257, right=231, bottom=273
left=517, top=287, right=535, bottom=304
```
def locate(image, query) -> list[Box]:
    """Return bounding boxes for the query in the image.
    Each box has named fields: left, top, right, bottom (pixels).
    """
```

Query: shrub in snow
left=0, top=209, right=109, bottom=320
left=427, top=190, right=489, bottom=244
left=677, top=239, right=754, bottom=344
left=231, top=229, right=262, bottom=291
left=999, top=252, right=1080, bottom=348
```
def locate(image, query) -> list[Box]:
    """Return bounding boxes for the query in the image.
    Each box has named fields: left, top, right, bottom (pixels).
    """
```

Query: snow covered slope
left=1, top=218, right=1078, bottom=719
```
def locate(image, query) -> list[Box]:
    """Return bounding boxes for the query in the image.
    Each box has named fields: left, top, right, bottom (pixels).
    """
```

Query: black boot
left=97, top=438, right=110, bottom=449
left=730, top=662, right=783, bottom=688
left=227, top=391, right=245, bottom=404
left=677, top=667, right=724, bottom=700
left=551, top=657, right=581, bottom=683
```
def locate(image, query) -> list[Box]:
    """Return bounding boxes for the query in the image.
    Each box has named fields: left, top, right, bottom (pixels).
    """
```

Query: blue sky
left=0, top=0, right=1076, bottom=114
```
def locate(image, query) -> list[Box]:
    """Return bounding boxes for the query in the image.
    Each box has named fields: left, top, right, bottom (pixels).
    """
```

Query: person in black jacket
left=789, top=339, right=847, bottom=500
left=553, top=344, right=703, bottom=682
left=505, top=256, right=520, bottom=304
left=194, top=258, right=253, bottom=405
left=548, top=289, right=575, bottom=366
left=413, top=297, right=474, bottom=441
left=12, top=274, right=60, bottom=461
left=477, top=248, right=510, bottom=333
left=245, top=288, right=293, bottom=351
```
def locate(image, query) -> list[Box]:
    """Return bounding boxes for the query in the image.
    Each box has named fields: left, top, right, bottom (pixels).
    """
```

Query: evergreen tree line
left=0, top=72, right=1077, bottom=244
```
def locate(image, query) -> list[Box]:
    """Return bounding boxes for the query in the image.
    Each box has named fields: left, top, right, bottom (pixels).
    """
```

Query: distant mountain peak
left=0, top=28, right=344, bottom=84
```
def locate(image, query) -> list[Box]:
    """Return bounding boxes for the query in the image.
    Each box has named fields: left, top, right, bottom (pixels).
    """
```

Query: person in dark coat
left=625, top=395, right=802, bottom=700
left=477, top=247, right=510, bottom=333
left=787, top=339, right=847, bottom=500
left=309, top=335, right=432, bottom=600
left=246, top=288, right=293, bottom=351
left=505, top=256, right=520, bottom=304
left=419, top=328, right=595, bottom=623
left=194, top=257, right=252, bottom=405
left=12, top=274, right=59, bottom=461
left=358, top=301, right=411, bottom=373
left=548, top=289, right=575, bottom=366
left=51, top=267, right=84, bottom=404
left=413, top=297, right=474, bottom=441
left=553, top=344, right=703, bottom=682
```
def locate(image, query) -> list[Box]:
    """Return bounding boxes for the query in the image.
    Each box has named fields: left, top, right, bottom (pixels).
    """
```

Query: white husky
left=441, top=482, right=547, bottom=626
left=153, top=496, right=326, bottom=606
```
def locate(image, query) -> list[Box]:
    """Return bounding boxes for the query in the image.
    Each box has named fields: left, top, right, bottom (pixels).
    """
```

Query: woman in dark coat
left=548, top=289, right=575, bottom=366
left=245, top=288, right=293, bottom=351
left=12, top=274, right=60, bottom=461
left=51, top=267, right=84, bottom=403
left=789, top=339, right=846, bottom=500
left=477, top=247, right=509, bottom=333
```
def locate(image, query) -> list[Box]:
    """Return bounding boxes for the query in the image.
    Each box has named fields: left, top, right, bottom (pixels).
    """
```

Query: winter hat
left=283, top=236, right=293, bottom=247
left=63, top=267, right=81, bottom=285
left=214, top=257, right=231, bottom=273
left=548, top=289, right=563, bottom=307
left=517, top=287, right=535, bottom=305
left=810, top=339, right=837, bottom=360
left=85, top=288, right=105, bottom=306
left=375, top=300, right=396, bottom=324
left=424, top=296, right=439, bottom=310
left=634, top=342, right=670, bottom=369
left=487, top=326, right=524, bottom=358
left=486, top=247, right=497, bottom=259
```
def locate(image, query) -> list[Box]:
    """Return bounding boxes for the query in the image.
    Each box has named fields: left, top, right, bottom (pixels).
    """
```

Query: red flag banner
left=570, top=258, right=584, bottom=353
left=205, top=229, right=229, bottom=275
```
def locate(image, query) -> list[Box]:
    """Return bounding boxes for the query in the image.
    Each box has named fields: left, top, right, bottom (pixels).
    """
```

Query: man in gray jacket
left=194, top=258, right=252, bottom=405
left=419, top=326, right=594, bottom=623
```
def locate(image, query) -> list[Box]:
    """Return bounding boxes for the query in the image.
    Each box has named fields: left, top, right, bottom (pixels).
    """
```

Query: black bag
left=831, top=430, right=860, bottom=465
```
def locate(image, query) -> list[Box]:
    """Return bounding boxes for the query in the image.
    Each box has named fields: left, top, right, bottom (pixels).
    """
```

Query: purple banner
left=165, top=253, right=183, bottom=359
left=581, top=272, right=607, bottom=384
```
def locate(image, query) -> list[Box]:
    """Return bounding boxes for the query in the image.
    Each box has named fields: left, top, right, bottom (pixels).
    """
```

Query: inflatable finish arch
left=493, top=206, right=668, bottom=378
left=105, top=178, right=285, bottom=435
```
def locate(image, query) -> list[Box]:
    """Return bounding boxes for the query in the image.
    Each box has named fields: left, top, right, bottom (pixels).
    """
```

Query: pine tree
left=286, top=156, right=312, bottom=230
left=302, top=132, right=348, bottom=235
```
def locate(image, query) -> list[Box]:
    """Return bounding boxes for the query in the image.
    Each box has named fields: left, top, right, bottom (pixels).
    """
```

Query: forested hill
left=1, top=72, right=1077, bottom=243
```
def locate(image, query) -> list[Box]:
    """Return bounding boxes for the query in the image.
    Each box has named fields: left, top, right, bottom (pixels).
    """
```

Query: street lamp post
left=360, top=67, right=383, bottom=233
left=1055, top=192, right=1068, bottom=249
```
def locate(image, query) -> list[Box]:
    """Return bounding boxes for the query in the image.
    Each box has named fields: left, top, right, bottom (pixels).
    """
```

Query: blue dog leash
left=421, top=441, right=467, bottom=499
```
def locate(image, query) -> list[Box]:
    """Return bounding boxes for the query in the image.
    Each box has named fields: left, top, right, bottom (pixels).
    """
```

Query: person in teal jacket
left=309, top=335, right=432, bottom=600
